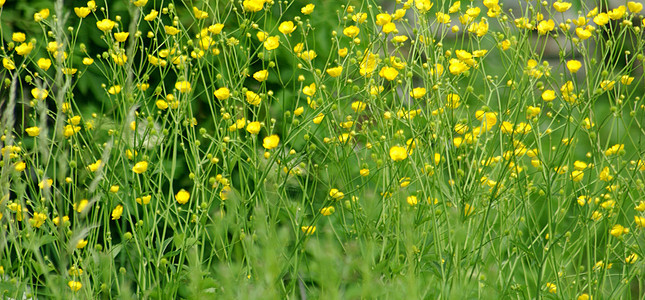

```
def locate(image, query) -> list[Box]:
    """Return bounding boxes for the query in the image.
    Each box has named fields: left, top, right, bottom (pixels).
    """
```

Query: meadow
left=1, top=0, right=645, bottom=298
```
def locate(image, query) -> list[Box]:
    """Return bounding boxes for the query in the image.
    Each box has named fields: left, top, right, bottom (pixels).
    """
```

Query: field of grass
left=1, top=0, right=645, bottom=298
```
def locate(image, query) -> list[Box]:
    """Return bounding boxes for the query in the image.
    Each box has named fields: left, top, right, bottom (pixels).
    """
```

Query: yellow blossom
left=245, top=90, right=262, bottom=106
left=301, top=3, right=314, bottom=15
left=263, top=36, right=280, bottom=50
left=246, top=122, right=261, bottom=134
left=88, top=159, right=102, bottom=172
left=132, top=161, right=148, bottom=174
left=320, top=206, right=335, bottom=216
left=301, top=226, right=316, bottom=235
left=144, top=9, right=158, bottom=21
left=253, top=70, right=269, bottom=82
left=111, top=205, right=123, bottom=220
left=175, top=81, right=191, bottom=93
left=175, top=189, right=190, bottom=204
left=278, top=21, right=296, bottom=34
left=96, top=19, right=116, bottom=31
left=243, top=0, right=265, bottom=12
left=609, top=224, right=628, bottom=237
left=263, top=134, right=280, bottom=150
left=566, top=60, right=582, bottom=73
left=326, top=66, right=343, bottom=77
left=389, top=146, right=408, bottom=161
left=379, top=66, right=398, bottom=81
left=68, top=281, right=82, bottom=292
left=553, top=1, right=571, bottom=12
left=343, top=25, right=360, bottom=38
left=214, top=87, right=230, bottom=100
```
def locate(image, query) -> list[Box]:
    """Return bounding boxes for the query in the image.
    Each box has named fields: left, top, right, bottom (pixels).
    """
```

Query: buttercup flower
left=263, top=134, right=280, bottom=149
left=96, top=19, right=116, bottom=31
left=132, top=161, right=148, bottom=174
left=175, top=189, right=190, bottom=204
left=389, top=146, right=408, bottom=161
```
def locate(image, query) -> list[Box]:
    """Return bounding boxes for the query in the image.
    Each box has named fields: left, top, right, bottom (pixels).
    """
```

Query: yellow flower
left=406, top=195, right=418, bottom=206
left=300, top=50, right=317, bottom=61
left=302, top=83, right=316, bottom=96
left=566, top=60, right=582, bottom=73
left=313, top=113, right=324, bottom=124
left=192, top=6, right=208, bottom=19
left=593, top=13, right=609, bottom=26
left=608, top=6, right=626, bottom=19
left=26, top=126, right=40, bottom=137
left=301, top=3, right=315, bottom=15
left=74, top=7, right=91, bottom=18
left=263, top=36, right=280, bottom=50
left=301, top=226, right=316, bottom=235
left=88, top=159, right=102, bottom=172
left=634, top=216, right=645, bottom=228
left=343, top=25, right=360, bottom=38
left=108, top=85, right=121, bottom=95
left=537, top=19, right=555, bottom=35
left=389, top=146, right=408, bottom=161
left=175, top=189, right=190, bottom=204
left=625, top=253, right=640, bottom=264
left=133, top=0, right=148, bottom=7
left=3, top=58, right=16, bottom=70
left=68, top=281, right=82, bottom=292
left=447, top=93, right=461, bottom=109
left=245, top=90, right=262, bottom=106
left=628, top=1, right=643, bottom=13
left=31, top=88, right=48, bottom=100
left=609, top=224, right=628, bottom=237
left=96, top=19, right=116, bottom=31
left=351, top=101, right=366, bottom=113
left=246, top=121, right=261, bottom=134
left=360, top=169, right=370, bottom=176
left=263, top=134, right=280, bottom=149
left=34, top=8, right=50, bottom=22
left=541, top=90, right=556, bottom=101
left=415, top=0, right=433, bottom=13
left=278, top=21, right=296, bottom=34
left=82, top=57, right=94, bottom=65
left=570, top=170, right=584, bottom=182
left=253, top=70, right=269, bottom=82
left=545, top=282, right=557, bottom=294
left=30, top=212, right=47, bottom=228
left=208, top=24, right=224, bottom=34
left=76, top=239, right=88, bottom=249
left=144, top=9, right=158, bottom=21
left=110, top=185, right=120, bottom=193
left=410, top=87, right=426, bottom=99
left=136, top=195, right=152, bottom=205
left=621, top=75, right=634, bottom=85
left=449, top=59, right=469, bottom=75
left=12, top=32, right=26, bottom=42
left=243, top=0, right=265, bottom=12
left=175, top=80, right=191, bottom=93
left=52, top=216, right=69, bottom=226
left=132, top=161, right=148, bottom=174
left=114, top=32, right=129, bottom=42
left=379, top=66, right=399, bottom=81
left=111, top=205, right=123, bottom=220
left=37, top=58, right=51, bottom=70
left=164, top=26, right=180, bottom=35
left=15, top=42, right=33, bottom=56
left=214, top=87, right=230, bottom=100
left=14, top=161, right=26, bottom=172
left=326, top=66, right=343, bottom=77
left=320, top=206, right=335, bottom=216
left=553, top=1, right=571, bottom=12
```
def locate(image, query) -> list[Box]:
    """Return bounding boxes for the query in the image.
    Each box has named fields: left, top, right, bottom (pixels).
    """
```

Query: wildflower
left=263, top=134, right=280, bottom=149
left=175, top=81, right=191, bottom=93
left=111, top=205, right=123, bottom=220
left=243, top=0, right=265, bottom=12
left=193, top=6, right=208, bottom=19
left=144, top=9, right=158, bottom=21
left=343, top=25, right=360, bottom=38
left=320, top=206, right=335, bottom=216
left=302, top=83, right=316, bottom=96
left=88, top=159, right=102, bottom=172
left=449, top=59, right=469, bottom=75
left=82, top=57, right=94, bottom=65
left=175, top=189, right=190, bottom=204
left=164, top=26, right=180, bottom=35
left=114, top=32, right=129, bottom=42
left=626, top=253, right=640, bottom=264
left=566, top=60, right=582, bottom=73
left=410, top=87, right=426, bottom=99
left=15, top=42, right=34, bottom=56
left=301, top=3, right=314, bottom=15
left=575, top=28, right=592, bottom=40
left=245, top=90, right=262, bottom=106
left=553, top=1, right=571, bottom=12
left=25, top=126, right=40, bottom=137
left=608, top=6, right=626, bottom=19
left=621, top=75, right=634, bottom=85
left=263, top=36, right=280, bottom=50
left=34, top=8, right=50, bottom=22
left=415, top=0, right=433, bottom=13
left=136, top=195, right=152, bottom=205
left=300, top=50, right=317, bottom=61
left=537, top=20, right=555, bottom=34
left=447, top=93, right=461, bottom=109
left=253, top=70, right=269, bottom=82
left=326, top=66, right=343, bottom=77
left=635, top=216, right=645, bottom=228
left=389, top=146, right=408, bottom=161
left=110, top=185, right=119, bottom=193
left=96, top=19, right=116, bottom=31
left=360, top=169, right=370, bottom=176
left=301, top=226, right=316, bottom=235
left=570, top=170, right=584, bottom=182
left=133, top=0, right=148, bottom=6
left=407, top=196, right=418, bottom=206
left=30, top=212, right=47, bottom=228
left=475, top=111, right=497, bottom=130
left=246, top=122, right=261, bottom=134
left=3, top=58, right=16, bottom=70
left=593, top=13, right=609, bottom=26
left=313, top=113, right=324, bottom=124
left=14, top=161, right=26, bottom=172
left=76, top=239, right=88, bottom=249
left=278, top=21, right=296, bottom=34
left=379, top=66, right=399, bottom=81
left=53, top=216, right=69, bottom=226
left=636, top=201, right=645, bottom=211
left=628, top=2, right=643, bottom=13
left=609, top=224, right=628, bottom=237
left=605, top=144, right=624, bottom=156
left=545, top=282, right=557, bottom=293
left=108, top=85, right=121, bottom=95
left=37, top=58, right=52, bottom=70
left=214, top=87, right=230, bottom=100
left=68, top=281, right=82, bottom=292
left=132, top=161, right=148, bottom=174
